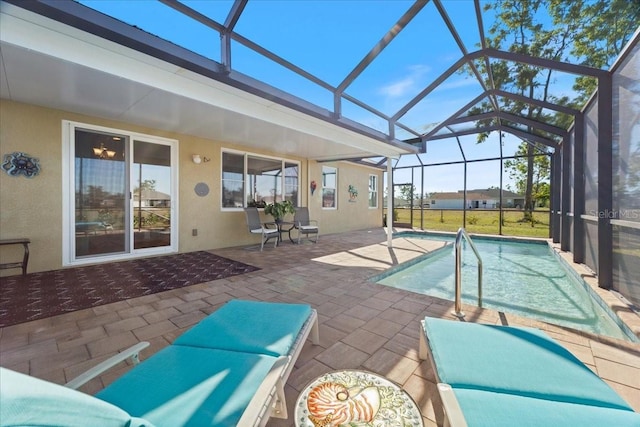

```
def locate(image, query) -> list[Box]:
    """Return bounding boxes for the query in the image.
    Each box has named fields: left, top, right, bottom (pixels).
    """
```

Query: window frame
left=368, top=174, right=378, bottom=209
left=322, top=166, right=337, bottom=210
left=221, top=148, right=300, bottom=211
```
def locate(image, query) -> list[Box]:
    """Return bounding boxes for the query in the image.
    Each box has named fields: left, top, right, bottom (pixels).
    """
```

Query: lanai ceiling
left=0, top=0, right=627, bottom=163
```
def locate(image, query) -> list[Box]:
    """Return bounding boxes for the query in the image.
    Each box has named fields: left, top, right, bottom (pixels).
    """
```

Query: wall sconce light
left=192, top=154, right=210, bottom=164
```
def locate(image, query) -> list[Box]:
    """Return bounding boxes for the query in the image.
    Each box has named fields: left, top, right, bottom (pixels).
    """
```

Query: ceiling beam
left=446, top=111, right=567, bottom=137
left=336, top=0, right=428, bottom=94
left=426, top=124, right=558, bottom=148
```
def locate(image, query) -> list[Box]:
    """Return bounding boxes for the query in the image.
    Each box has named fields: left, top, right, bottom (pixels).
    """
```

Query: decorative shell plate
left=295, top=370, right=424, bottom=427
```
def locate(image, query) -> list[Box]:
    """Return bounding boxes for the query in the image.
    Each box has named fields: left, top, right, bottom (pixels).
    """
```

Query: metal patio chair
left=292, top=207, right=319, bottom=244
left=244, top=207, right=279, bottom=251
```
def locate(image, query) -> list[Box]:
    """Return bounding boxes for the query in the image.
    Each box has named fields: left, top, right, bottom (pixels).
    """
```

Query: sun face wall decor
left=2, top=152, right=41, bottom=178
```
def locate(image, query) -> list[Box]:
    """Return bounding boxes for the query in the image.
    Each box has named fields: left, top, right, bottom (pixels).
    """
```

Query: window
left=284, top=162, right=299, bottom=204
left=368, top=174, right=378, bottom=208
left=221, top=150, right=299, bottom=208
left=247, top=155, right=282, bottom=205
left=222, top=152, right=244, bottom=208
left=322, top=166, right=337, bottom=208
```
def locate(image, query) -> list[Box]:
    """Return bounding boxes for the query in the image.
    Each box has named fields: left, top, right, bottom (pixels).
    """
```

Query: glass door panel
left=133, top=141, right=172, bottom=250
left=74, top=129, right=127, bottom=258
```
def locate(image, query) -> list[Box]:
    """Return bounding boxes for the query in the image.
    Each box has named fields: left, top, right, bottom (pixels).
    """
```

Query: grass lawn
left=387, top=208, right=550, bottom=238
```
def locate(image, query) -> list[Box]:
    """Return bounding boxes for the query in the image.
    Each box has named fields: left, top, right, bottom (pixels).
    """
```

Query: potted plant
left=264, top=200, right=295, bottom=223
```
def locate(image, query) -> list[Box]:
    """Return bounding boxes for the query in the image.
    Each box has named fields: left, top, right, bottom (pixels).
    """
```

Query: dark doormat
left=0, top=251, right=259, bottom=328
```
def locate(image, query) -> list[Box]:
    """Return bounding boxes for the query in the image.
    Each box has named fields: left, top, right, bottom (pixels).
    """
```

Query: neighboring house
left=133, top=190, right=171, bottom=208
left=429, top=189, right=525, bottom=209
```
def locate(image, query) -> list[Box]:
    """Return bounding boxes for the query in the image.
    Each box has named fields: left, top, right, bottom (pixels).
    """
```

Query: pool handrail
left=454, top=228, right=483, bottom=318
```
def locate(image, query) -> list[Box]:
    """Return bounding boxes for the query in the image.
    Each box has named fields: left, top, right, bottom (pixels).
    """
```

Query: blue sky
left=79, top=0, right=570, bottom=193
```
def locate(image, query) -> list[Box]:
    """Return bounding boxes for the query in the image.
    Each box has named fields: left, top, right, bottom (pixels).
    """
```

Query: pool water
left=376, top=234, right=635, bottom=341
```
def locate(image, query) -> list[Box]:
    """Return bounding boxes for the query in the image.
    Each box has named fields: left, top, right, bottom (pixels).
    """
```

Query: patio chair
left=1, top=300, right=319, bottom=427
left=418, top=317, right=640, bottom=427
left=293, top=207, right=319, bottom=244
left=245, top=207, right=279, bottom=251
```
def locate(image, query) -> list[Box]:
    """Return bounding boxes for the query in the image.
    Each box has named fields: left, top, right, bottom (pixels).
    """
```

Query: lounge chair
left=1, top=300, right=319, bottom=427
left=292, top=207, right=319, bottom=244
left=244, top=207, right=279, bottom=251
left=419, top=317, right=640, bottom=427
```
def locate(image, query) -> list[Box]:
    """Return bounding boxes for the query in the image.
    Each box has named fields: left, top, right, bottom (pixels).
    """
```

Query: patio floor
left=0, top=228, right=638, bottom=426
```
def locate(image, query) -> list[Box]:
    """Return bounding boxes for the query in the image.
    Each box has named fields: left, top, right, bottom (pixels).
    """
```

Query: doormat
left=0, top=251, right=259, bottom=328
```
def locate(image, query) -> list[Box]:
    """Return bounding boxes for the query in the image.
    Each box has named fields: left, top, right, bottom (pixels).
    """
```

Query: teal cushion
left=0, top=367, right=152, bottom=427
left=174, top=299, right=312, bottom=357
left=96, top=346, right=277, bottom=427
left=452, top=388, right=640, bottom=427
left=424, top=317, right=633, bottom=410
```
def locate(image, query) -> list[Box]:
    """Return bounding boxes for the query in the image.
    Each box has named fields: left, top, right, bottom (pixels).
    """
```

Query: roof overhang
left=0, top=2, right=417, bottom=161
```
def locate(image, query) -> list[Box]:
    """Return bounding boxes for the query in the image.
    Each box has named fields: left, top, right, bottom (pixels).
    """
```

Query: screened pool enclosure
left=5, top=0, right=639, bottom=306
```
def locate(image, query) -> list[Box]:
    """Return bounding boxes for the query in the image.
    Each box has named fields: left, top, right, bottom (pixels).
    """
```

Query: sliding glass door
left=74, top=129, right=128, bottom=257
left=66, top=122, right=177, bottom=265
left=133, top=141, right=172, bottom=250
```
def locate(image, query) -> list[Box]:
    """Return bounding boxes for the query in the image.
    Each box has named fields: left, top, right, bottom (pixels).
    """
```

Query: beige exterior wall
left=0, top=100, right=383, bottom=274
left=307, top=161, right=383, bottom=235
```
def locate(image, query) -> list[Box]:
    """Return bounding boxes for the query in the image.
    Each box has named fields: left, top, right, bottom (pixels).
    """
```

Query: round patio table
left=294, top=370, right=424, bottom=427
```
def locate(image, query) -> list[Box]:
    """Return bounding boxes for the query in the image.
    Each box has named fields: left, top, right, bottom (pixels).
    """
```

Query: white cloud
left=378, top=64, right=430, bottom=98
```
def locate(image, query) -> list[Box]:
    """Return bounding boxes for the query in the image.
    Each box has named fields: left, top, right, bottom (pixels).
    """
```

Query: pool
left=375, top=233, right=637, bottom=342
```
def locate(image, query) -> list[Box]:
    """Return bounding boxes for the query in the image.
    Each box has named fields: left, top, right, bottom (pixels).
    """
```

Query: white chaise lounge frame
left=63, top=308, right=320, bottom=427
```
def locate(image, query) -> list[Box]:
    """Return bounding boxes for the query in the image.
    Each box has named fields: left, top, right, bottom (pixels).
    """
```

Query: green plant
left=264, top=200, right=295, bottom=221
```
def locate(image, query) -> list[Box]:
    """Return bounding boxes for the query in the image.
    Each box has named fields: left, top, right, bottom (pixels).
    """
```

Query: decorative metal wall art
left=348, top=184, right=358, bottom=202
left=2, top=152, right=41, bottom=178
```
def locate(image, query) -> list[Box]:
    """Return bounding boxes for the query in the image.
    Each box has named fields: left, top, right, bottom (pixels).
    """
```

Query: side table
left=294, top=370, right=424, bottom=427
left=276, top=221, right=295, bottom=244
left=0, top=238, right=30, bottom=276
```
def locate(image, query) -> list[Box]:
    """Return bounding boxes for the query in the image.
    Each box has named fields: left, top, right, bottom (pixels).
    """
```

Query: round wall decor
left=194, top=182, right=210, bottom=197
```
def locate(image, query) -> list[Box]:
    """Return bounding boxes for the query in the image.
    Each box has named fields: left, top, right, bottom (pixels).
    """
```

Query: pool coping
left=549, top=242, right=640, bottom=342
left=376, top=230, right=640, bottom=343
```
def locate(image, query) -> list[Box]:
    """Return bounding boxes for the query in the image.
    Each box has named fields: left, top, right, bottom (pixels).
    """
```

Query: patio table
left=276, top=221, right=295, bottom=244
left=294, top=369, right=423, bottom=427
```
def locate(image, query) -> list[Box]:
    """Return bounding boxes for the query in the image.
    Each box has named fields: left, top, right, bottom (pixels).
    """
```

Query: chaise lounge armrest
left=65, top=341, right=150, bottom=390
left=237, top=355, right=289, bottom=425
left=436, top=383, right=468, bottom=427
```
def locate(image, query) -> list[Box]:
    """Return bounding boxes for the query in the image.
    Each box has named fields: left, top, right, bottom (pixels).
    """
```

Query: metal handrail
left=453, top=227, right=483, bottom=318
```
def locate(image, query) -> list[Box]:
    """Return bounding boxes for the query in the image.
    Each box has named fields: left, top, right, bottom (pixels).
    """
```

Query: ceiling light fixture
left=93, top=143, right=116, bottom=159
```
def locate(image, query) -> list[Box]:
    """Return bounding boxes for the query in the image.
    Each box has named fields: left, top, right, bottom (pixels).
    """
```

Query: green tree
left=398, top=184, right=419, bottom=206
left=504, top=143, right=551, bottom=207
left=470, top=0, right=638, bottom=221
left=134, top=179, right=156, bottom=193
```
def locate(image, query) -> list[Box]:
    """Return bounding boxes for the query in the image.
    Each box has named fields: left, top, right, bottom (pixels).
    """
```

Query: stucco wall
left=307, top=161, right=383, bottom=235
left=0, top=99, right=384, bottom=274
